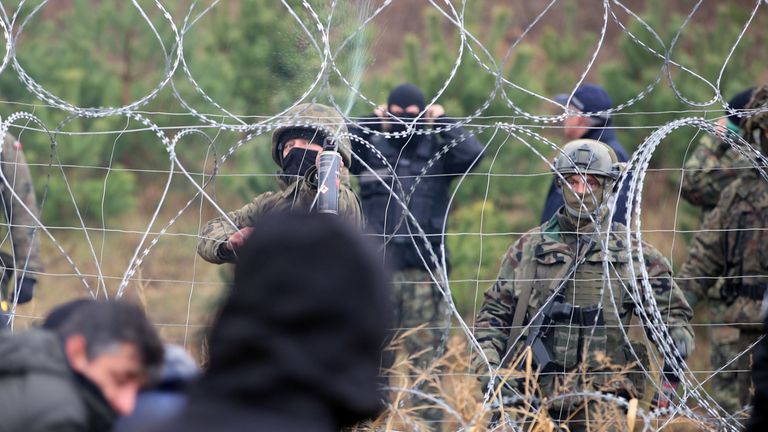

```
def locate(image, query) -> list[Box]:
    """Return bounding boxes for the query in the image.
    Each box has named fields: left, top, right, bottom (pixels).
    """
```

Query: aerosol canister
left=317, top=137, right=341, bottom=214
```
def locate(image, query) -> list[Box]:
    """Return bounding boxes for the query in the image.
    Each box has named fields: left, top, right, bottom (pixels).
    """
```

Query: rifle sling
left=504, top=236, right=596, bottom=366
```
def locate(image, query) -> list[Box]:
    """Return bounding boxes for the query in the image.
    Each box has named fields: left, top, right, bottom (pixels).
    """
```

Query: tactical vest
left=719, top=173, right=768, bottom=330
left=528, top=234, right=633, bottom=367
left=515, top=227, right=647, bottom=396
left=357, top=134, right=452, bottom=270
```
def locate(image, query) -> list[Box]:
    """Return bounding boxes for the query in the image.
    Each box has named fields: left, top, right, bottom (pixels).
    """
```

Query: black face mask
left=280, top=148, right=318, bottom=184
left=389, top=113, right=419, bottom=147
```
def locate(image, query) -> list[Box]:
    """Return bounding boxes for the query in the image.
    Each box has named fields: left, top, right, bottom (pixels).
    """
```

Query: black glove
left=14, top=277, right=36, bottom=304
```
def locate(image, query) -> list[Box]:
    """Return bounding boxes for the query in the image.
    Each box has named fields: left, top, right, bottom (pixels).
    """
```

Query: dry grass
left=10, top=200, right=229, bottom=363
left=352, top=335, right=712, bottom=432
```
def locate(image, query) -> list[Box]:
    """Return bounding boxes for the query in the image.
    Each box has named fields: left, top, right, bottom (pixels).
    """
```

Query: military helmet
left=271, top=103, right=352, bottom=167
left=553, top=139, right=621, bottom=180
left=742, top=85, right=768, bottom=153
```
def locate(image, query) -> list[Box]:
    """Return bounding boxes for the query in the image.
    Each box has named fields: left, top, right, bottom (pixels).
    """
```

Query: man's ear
left=64, top=334, right=89, bottom=373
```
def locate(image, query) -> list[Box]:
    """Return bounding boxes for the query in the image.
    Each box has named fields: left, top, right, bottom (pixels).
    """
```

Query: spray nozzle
left=323, top=136, right=338, bottom=152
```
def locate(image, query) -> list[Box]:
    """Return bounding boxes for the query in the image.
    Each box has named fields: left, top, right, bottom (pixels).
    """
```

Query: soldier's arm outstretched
left=196, top=193, right=276, bottom=264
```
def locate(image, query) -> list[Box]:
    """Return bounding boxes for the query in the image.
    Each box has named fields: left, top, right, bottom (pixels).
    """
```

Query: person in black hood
left=349, top=82, right=484, bottom=274
left=348, top=83, right=483, bottom=428
left=156, top=212, right=392, bottom=432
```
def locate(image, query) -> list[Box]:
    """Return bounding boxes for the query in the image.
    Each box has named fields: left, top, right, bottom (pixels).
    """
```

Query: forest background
left=0, top=0, right=766, bottom=352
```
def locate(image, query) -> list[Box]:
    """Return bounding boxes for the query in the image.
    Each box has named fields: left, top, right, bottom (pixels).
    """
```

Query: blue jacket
left=540, top=125, right=631, bottom=225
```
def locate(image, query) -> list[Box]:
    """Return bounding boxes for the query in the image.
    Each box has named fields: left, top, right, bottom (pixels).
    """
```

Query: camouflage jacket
left=679, top=170, right=768, bottom=311
left=0, top=134, right=43, bottom=276
left=197, top=178, right=363, bottom=264
left=473, top=211, right=693, bottom=393
left=682, top=133, right=751, bottom=214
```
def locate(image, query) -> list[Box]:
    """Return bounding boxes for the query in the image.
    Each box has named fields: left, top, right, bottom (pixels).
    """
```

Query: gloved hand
left=217, top=227, right=254, bottom=260
left=669, top=326, right=695, bottom=358
left=14, top=277, right=36, bottom=304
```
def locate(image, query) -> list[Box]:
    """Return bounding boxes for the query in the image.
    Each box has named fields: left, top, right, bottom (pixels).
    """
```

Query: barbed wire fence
left=0, top=0, right=766, bottom=430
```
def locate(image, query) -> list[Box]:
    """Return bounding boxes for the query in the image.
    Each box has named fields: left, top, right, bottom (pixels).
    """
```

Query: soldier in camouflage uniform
left=680, top=88, right=754, bottom=414
left=0, top=132, right=43, bottom=307
left=682, top=88, right=754, bottom=216
left=197, top=103, right=363, bottom=264
left=473, top=139, right=694, bottom=429
left=678, top=86, right=768, bottom=415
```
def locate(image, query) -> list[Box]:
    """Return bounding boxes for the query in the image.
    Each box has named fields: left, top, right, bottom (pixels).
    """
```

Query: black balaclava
left=387, top=83, right=426, bottom=147
left=387, top=83, right=426, bottom=113
left=277, top=128, right=325, bottom=184
left=197, top=213, right=392, bottom=430
left=280, top=148, right=318, bottom=185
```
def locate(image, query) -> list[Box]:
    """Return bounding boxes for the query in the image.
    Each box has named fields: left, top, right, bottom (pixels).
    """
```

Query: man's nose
left=571, top=179, right=588, bottom=194
left=111, top=389, right=138, bottom=416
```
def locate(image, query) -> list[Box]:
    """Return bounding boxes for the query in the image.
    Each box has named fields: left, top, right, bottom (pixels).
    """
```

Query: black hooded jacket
left=156, top=213, right=392, bottom=432
left=349, top=116, right=484, bottom=272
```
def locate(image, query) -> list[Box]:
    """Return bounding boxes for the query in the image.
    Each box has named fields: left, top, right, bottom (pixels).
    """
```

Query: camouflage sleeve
left=1, top=134, right=43, bottom=276
left=338, top=183, right=365, bottom=228
left=198, top=181, right=363, bottom=264
left=643, top=244, right=694, bottom=341
left=472, top=235, right=532, bottom=375
left=681, top=133, right=749, bottom=209
left=676, top=193, right=728, bottom=307
left=196, top=192, right=277, bottom=264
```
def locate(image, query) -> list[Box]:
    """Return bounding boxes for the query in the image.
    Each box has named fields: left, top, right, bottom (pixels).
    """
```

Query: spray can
left=317, top=137, right=341, bottom=214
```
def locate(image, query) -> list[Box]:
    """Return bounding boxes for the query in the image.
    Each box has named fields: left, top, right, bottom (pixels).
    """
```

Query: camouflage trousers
left=389, top=268, right=449, bottom=431
left=708, top=300, right=754, bottom=414
left=391, top=268, right=449, bottom=367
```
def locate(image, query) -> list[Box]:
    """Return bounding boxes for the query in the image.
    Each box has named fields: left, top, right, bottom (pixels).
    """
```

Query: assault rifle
left=489, top=237, right=597, bottom=427
left=523, top=294, right=571, bottom=373
left=488, top=296, right=578, bottom=428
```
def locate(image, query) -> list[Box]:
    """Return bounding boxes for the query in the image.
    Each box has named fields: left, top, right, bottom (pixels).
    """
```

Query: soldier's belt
left=550, top=303, right=605, bottom=327
left=721, top=283, right=768, bottom=302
